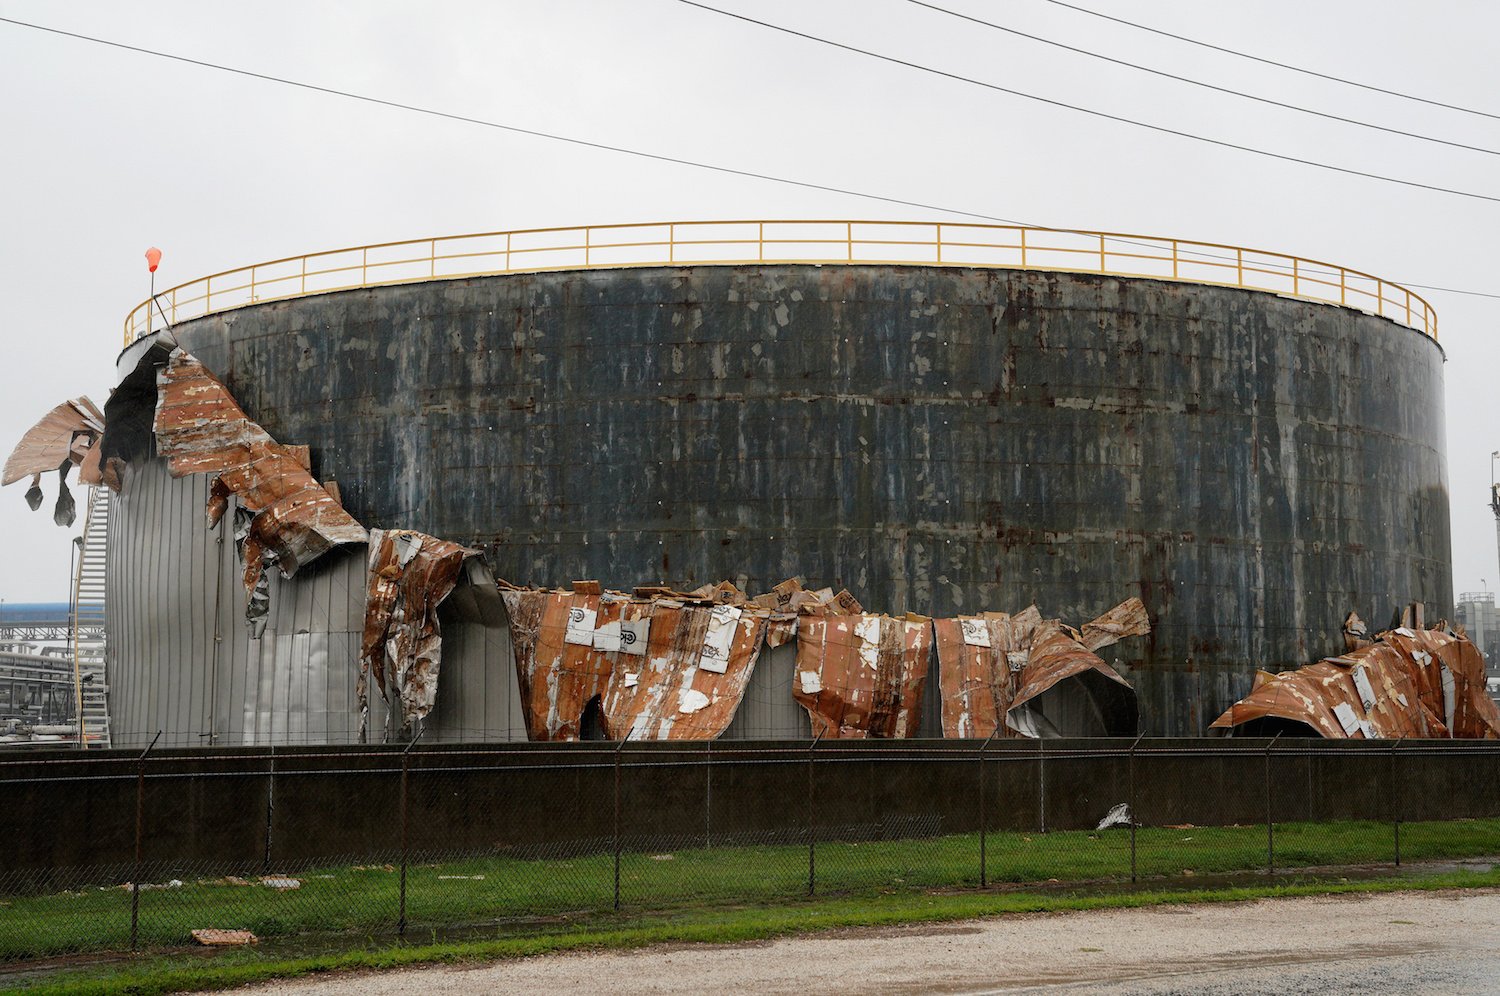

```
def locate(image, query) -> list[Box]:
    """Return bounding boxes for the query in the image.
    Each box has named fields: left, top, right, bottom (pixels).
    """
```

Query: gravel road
left=247, top=889, right=1500, bottom=995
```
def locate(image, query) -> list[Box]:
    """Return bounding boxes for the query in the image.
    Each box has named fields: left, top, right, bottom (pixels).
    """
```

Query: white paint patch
left=679, top=688, right=710, bottom=714
left=1352, top=666, right=1377, bottom=711
left=855, top=615, right=882, bottom=670
left=618, top=617, right=650, bottom=657
left=564, top=607, right=597, bottom=646
left=799, top=670, right=822, bottom=694
left=592, top=620, right=621, bottom=652
left=699, top=604, right=741, bottom=674
left=1332, top=702, right=1362, bottom=737
left=960, top=618, right=990, bottom=648
left=1441, top=662, right=1456, bottom=733
left=624, top=672, right=639, bottom=688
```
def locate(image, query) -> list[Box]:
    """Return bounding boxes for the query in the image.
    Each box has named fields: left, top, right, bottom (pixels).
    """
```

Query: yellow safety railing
left=123, top=220, right=1437, bottom=345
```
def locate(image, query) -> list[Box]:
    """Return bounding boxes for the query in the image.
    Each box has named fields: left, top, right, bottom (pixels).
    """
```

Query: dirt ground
left=247, top=889, right=1500, bottom=995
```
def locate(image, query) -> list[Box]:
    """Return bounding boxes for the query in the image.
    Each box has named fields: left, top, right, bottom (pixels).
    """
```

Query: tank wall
left=106, top=459, right=529, bottom=746
left=162, top=265, right=1451, bottom=736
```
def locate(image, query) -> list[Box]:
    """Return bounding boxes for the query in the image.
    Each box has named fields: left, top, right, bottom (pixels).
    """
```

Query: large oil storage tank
left=101, top=222, right=1451, bottom=744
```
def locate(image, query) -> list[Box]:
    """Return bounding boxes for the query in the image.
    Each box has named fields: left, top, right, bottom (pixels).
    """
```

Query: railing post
left=362, top=247, right=369, bottom=287
left=936, top=223, right=943, bottom=265
left=846, top=221, right=853, bottom=262
left=1129, top=732, right=1144, bottom=883
left=613, top=738, right=624, bottom=911
left=397, top=728, right=422, bottom=936
left=1171, top=240, right=1179, bottom=279
left=130, top=731, right=162, bottom=953
left=1266, top=732, right=1281, bottom=877
left=1236, top=248, right=1243, bottom=285
left=1292, top=258, right=1299, bottom=297
left=1339, top=268, right=1347, bottom=306
left=1020, top=227, right=1028, bottom=269
left=585, top=227, right=591, bottom=267
left=978, top=731, right=995, bottom=887
left=1098, top=234, right=1106, bottom=272
left=1391, top=737, right=1404, bottom=866
left=807, top=731, right=823, bottom=896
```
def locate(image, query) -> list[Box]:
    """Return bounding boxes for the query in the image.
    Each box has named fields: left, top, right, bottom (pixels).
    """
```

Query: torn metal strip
left=793, top=612, right=932, bottom=738
left=1211, top=624, right=1500, bottom=739
left=3, top=397, right=106, bottom=527
left=936, top=600, right=1144, bottom=739
left=358, top=528, right=476, bottom=737
left=153, top=350, right=366, bottom=627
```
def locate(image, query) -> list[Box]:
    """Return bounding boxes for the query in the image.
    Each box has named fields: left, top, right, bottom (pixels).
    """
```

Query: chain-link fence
left=3, top=738, right=1499, bottom=962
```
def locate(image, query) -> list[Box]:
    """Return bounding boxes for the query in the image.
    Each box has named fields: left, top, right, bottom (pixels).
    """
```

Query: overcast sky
left=1, top=0, right=1496, bottom=609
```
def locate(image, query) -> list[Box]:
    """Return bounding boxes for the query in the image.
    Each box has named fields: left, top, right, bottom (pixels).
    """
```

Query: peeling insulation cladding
left=102, top=264, right=1450, bottom=744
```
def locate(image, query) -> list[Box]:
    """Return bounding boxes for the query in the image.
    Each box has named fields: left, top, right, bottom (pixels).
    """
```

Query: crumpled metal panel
left=501, top=581, right=777, bottom=741
left=603, top=594, right=774, bottom=740
left=793, top=612, right=933, bottom=738
left=358, top=529, right=476, bottom=737
left=2, top=397, right=106, bottom=526
left=935, top=598, right=1147, bottom=739
left=1211, top=626, right=1500, bottom=739
left=153, top=349, right=367, bottom=615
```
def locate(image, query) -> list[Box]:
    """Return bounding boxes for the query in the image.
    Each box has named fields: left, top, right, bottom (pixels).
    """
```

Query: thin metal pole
left=613, top=738, right=624, bottom=911
left=397, top=728, right=422, bottom=936
left=130, top=731, right=161, bottom=953
left=1392, top=737, right=1405, bottom=866
left=1038, top=738, right=1047, bottom=834
left=1266, top=733, right=1281, bottom=877
left=1129, top=732, right=1144, bottom=883
left=704, top=737, right=712, bottom=850
left=808, top=731, right=823, bottom=896
left=978, top=731, right=995, bottom=887
left=262, top=744, right=276, bottom=872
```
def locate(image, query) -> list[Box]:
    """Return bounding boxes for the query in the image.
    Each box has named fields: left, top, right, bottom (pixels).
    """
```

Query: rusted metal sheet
left=1211, top=625, right=1500, bottom=739
left=2, top=397, right=106, bottom=526
left=501, top=581, right=778, bottom=741
left=153, top=349, right=366, bottom=626
left=935, top=599, right=1146, bottom=738
left=793, top=613, right=932, bottom=738
left=358, top=529, right=476, bottom=737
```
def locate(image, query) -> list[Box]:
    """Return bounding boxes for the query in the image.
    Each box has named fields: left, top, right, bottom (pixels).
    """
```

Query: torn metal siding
left=3, top=397, right=106, bottom=526
left=602, top=596, right=773, bottom=740
left=153, top=349, right=366, bottom=630
left=793, top=613, right=932, bottom=739
left=154, top=350, right=366, bottom=574
left=499, top=584, right=616, bottom=741
left=358, top=529, right=476, bottom=735
left=936, top=599, right=1146, bottom=738
left=1211, top=626, right=1500, bottom=739
left=501, top=581, right=776, bottom=741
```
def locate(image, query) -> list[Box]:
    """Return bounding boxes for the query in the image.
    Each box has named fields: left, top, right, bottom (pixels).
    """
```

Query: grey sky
left=0, top=0, right=1496, bottom=606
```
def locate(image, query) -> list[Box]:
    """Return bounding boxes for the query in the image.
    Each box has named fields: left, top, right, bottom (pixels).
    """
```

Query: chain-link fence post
left=262, top=744, right=276, bottom=873
left=1038, top=738, right=1047, bottom=834
left=1391, top=737, right=1404, bottom=866
left=130, top=731, right=162, bottom=953
left=397, top=729, right=423, bottom=936
left=613, top=738, right=624, bottom=911
left=978, top=731, right=995, bottom=887
left=1129, top=732, right=1144, bottom=883
left=1265, top=733, right=1280, bottom=877
left=807, top=732, right=823, bottom=897
left=704, top=737, right=712, bottom=850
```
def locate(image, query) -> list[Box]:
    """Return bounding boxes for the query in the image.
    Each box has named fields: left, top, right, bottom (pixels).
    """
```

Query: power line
left=677, top=0, right=1500, bottom=205
left=907, top=0, right=1500, bottom=157
left=0, top=15, right=1494, bottom=303
left=1035, top=0, right=1500, bottom=123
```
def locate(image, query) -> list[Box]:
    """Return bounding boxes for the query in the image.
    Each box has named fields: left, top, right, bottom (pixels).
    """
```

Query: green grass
left=7, top=868, right=1500, bottom=996
left=3, top=817, right=1498, bottom=988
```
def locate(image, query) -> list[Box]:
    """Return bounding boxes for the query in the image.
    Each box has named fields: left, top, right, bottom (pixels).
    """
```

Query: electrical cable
left=1035, top=0, right=1500, bottom=122
left=0, top=14, right=1494, bottom=301
left=676, top=0, right=1500, bottom=205
left=906, top=0, right=1500, bottom=157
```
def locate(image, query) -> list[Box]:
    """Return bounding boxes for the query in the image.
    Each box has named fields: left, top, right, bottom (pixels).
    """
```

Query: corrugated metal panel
left=108, top=457, right=530, bottom=745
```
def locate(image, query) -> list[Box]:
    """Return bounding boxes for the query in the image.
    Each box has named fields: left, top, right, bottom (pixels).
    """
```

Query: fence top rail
left=122, top=219, right=1438, bottom=345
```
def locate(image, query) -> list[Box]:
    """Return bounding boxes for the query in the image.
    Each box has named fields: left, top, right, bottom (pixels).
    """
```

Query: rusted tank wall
left=160, top=264, right=1450, bottom=736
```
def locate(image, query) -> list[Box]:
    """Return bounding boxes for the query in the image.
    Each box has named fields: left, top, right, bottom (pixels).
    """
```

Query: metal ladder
left=69, top=485, right=111, bottom=748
